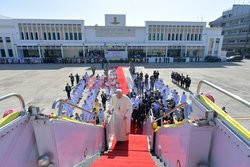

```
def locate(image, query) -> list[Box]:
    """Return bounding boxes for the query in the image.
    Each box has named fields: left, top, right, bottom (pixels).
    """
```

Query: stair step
left=91, top=164, right=156, bottom=167
left=91, top=134, right=156, bottom=167
left=91, top=162, right=157, bottom=167
left=98, top=157, right=154, bottom=161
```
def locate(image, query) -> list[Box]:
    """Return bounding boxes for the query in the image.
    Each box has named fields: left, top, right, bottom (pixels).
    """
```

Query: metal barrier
left=153, top=102, right=187, bottom=127
left=52, top=98, right=97, bottom=124
left=0, top=93, right=26, bottom=112
left=197, top=80, right=250, bottom=108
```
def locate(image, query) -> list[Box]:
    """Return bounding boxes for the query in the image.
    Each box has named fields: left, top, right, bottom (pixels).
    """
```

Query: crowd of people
left=0, top=57, right=106, bottom=64
left=171, top=71, right=192, bottom=90
left=58, top=64, right=191, bottom=128
left=129, top=70, right=190, bottom=128
left=61, top=67, right=119, bottom=125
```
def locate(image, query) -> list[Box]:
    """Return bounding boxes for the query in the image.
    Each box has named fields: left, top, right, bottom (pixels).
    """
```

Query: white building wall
left=85, top=26, right=145, bottom=44
left=0, top=19, right=17, bottom=58
left=0, top=15, right=224, bottom=61
left=203, top=27, right=223, bottom=57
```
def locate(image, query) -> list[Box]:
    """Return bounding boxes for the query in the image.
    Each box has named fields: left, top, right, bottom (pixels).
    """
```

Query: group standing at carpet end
left=171, top=71, right=191, bottom=90
left=129, top=68, right=191, bottom=129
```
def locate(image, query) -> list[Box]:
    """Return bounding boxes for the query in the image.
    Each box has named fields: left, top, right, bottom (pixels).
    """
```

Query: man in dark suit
left=69, top=73, right=74, bottom=86
left=65, top=83, right=71, bottom=99
left=75, top=73, right=80, bottom=84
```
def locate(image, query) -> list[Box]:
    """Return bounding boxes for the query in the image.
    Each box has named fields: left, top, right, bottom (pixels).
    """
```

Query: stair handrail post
left=0, top=93, right=26, bottom=112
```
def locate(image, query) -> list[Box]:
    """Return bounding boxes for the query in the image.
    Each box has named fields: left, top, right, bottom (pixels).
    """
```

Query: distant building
left=0, top=14, right=224, bottom=63
left=210, top=4, right=250, bottom=57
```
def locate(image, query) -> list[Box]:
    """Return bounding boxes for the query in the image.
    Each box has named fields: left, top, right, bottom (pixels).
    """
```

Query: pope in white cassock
left=108, top=89, right=133, bottom=141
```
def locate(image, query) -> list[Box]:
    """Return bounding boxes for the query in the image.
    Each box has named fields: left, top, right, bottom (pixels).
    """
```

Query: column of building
left=211, top=38, right=216, bottom=56
left=61, top=45, right=64, bottom=58
left=0, top=37, right=2, bottom=58
left=3, top=37, right=9, bottom=58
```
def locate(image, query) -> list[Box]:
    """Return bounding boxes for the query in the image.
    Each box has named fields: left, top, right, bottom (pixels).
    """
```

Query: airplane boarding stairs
left=0, top=80, right=250, bottom=167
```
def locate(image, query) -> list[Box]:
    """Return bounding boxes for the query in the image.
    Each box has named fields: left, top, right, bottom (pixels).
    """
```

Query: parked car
left=226, top=55, right=243, bottom=62
left=204, top=56, right=221, bottom=62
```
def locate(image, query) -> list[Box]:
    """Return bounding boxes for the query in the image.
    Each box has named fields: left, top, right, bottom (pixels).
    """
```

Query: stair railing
left=52, top=98, right=97, bottom=124
left=153, top=102, right=188, bottom=127
left=0, top=93, right=26, bottom=112
left=197, top=80, right=250, bottom=108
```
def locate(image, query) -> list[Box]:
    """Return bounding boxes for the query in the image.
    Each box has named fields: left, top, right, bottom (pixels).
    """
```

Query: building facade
left=0, top=14, right=224, bottom=63
left=210, top=4, right=250, bottom=57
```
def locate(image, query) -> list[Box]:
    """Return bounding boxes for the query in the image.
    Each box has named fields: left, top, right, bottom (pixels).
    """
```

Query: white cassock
left=174, top=94, right=180, bottom=105
left=180, top=94, right=187, bottom=103
left=165, top=86, right=170, bottom=97
left=82, top=104, right=92, bottom=122
left=109, top=94, right=133, bottom=141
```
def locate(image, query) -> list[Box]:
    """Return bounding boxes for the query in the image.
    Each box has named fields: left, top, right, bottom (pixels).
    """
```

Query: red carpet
left=91, top=135, right=156, bottom=167
left=131, top=121, right=143, bottom=134
left=116, top=67, right=130, bottom=95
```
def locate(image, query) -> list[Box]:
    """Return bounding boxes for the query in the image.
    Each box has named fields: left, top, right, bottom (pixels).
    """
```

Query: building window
left=168, top=34, right=171, bottom=40
left=48, top=33, right=51, bottom=40
left=191, top=34, right=193, bottom=41
left=161, top=33, right=163, bottom=40
left=216, top=38, right=220, bottom=43
left=0, top=37, right=3, bottom=42
left=30, top=33, right=34, bottom=40
left=26, top=32, right=29, bottom=40
left=78, top=33, right=82, bottom=40
left=1, top=49, right=6, bottom=57
left=57, top=33, right=60, bottom=40
left=157, top=33, right=160, bottom=40
left=152, top=34, right=155, bottom=40
left=21, top=32, right=24, bottom=40
left=172, top=34, right=175, bottom=40
left=70, top=33, right=73, bottom=40
left=44, top=33, right=47, bottom=40
left=74, top=33, right=77, bottom=40
left=180, top=34, right=182, bottom=40
left=148, top=34, right=151, bottom=40
left=195, top=34, right=198, bottom=41
left=176, top=34, right=179, bottom=40
left=8, top=49, right=13, bottom=57
left=65, top=33, right=69, bottom=40
left=187, top=34, right=190, bottom=40
left=53, top=33, right=56, bottom=40
left=6, top=37, right=11, bottom=43
left=199, top=34, right=202, bottom=41
left=35, top=32, right=38, bottom=40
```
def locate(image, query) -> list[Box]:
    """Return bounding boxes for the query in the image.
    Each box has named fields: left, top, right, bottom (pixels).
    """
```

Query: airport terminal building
left=0, top=14, right=224, bottom=63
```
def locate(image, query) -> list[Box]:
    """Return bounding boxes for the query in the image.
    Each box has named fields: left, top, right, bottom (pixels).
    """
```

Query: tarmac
left=0, top=60, right=250, bottom=129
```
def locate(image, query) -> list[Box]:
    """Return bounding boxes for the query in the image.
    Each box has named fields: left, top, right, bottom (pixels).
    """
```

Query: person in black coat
left=65, top=83, right=71, bottom=99
left=145, top=73, right=149, bottom=87
left=75, top=73, right=80, bottom=84
left=180, top=74, right=185, bottom=87
left=69, top=73, right=74, bottom=86
left=101, top=91, right=108, bottom=110
left=185, top=75, right=191, bottom=90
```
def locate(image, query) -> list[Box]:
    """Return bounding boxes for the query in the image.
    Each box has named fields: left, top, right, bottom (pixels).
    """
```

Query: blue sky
left=0, top=0, right=248, bottom=26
